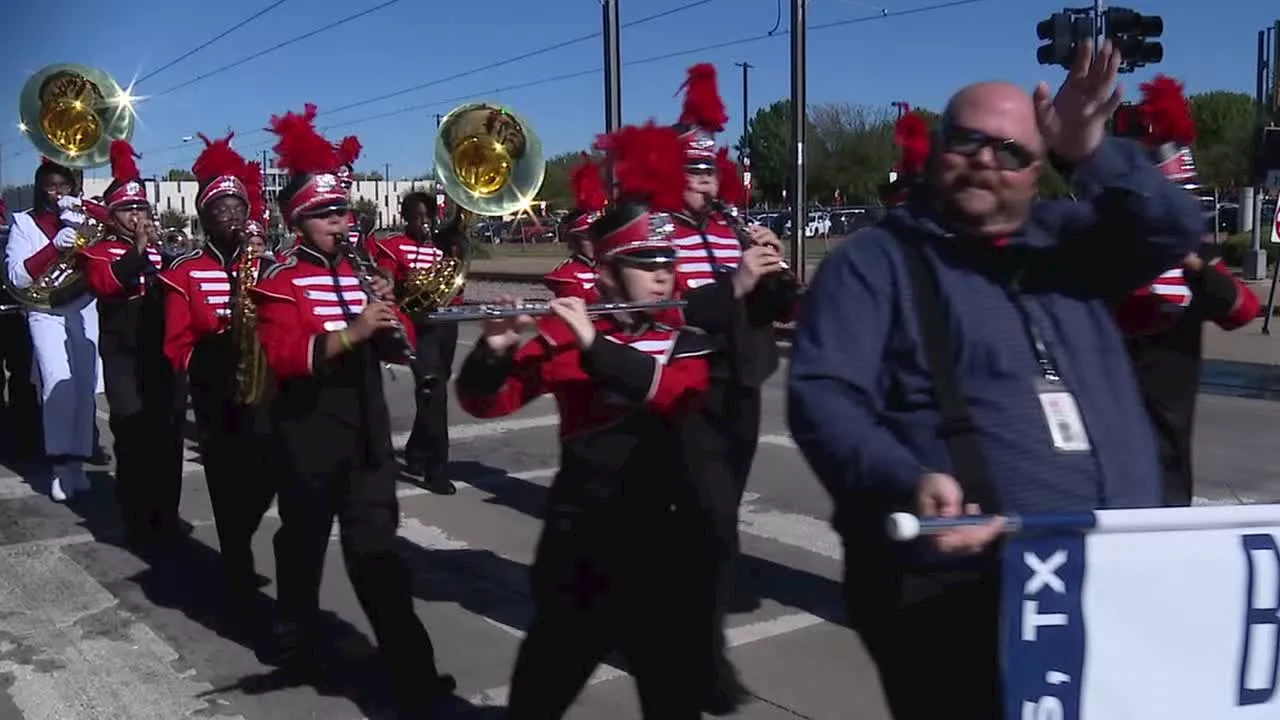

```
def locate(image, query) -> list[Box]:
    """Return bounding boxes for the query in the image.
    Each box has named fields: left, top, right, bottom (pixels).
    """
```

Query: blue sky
left=0, top=0, right=1274, bottom=186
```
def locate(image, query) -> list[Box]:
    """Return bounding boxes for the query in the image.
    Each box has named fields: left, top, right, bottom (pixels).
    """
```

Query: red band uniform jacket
left=542, top=254, right=601, bottom=304
left=158, top=243, right=279, bottom=426
left=671, top=209, right=790, bottom=388
left=79, top=237, right=170, bottom=394
left=250, top=244, right=416, bottom=474
left=456, top=311, right=712, bottom=509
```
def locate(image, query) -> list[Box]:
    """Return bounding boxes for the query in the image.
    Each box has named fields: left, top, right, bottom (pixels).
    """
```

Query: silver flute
left=424, top=299, right=687, bottom=323
left=337, top=239, right=417, bottom=363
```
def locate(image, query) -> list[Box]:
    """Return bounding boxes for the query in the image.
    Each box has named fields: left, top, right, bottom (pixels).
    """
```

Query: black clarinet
left=706, top=196, right=801, bottom=311
left=337, top=239, right=417, bottom=363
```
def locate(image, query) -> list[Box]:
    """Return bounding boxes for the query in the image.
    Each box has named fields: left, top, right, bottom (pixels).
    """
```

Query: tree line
left=537, top=89, right=1273, bottom=209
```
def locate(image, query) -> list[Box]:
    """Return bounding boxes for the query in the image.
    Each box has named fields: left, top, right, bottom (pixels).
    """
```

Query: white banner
left=1003, top=505, right=1280, bottom=719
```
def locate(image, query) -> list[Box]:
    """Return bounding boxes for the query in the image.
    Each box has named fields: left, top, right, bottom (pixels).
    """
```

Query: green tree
left=352, top=197, right=378, bottom=232
left=736, top=100, right=792, bottom=205
left=1189, top=91, right=1256, bottom=189
left=165, top=169, right=196, bottom=181
left=539, top=151, right=591, bottom=209
left=352, top=171, right=384, bottom=181
left=157, top=208, right=188, bottom=229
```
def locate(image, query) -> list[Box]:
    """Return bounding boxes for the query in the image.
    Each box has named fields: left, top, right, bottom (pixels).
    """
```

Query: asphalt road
left=0, top=324, right=1275, bottom=720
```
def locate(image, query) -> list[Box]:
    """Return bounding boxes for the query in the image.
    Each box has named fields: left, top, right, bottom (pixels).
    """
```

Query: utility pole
left=1246, top=27, right=1273, bottom=281
left=602, top=0, right=623, bottom=193
left=789, top=0, right=807, bottom=285
left=734, top=61, right=753, bottom=215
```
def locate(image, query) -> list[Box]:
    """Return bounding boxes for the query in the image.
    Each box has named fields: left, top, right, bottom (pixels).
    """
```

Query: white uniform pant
left=27, top=297, right=100, bottom=459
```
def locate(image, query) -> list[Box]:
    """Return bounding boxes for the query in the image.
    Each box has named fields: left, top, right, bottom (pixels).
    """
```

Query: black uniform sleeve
left=110, top=248, right=149, bottom=289
left=579, top=336, right=659, bottom=403
left=680, top=275, right=737, bottom=333
left=456, top=340, right=517, bottom=396
left=1185, top=264, right=1240, bottom=318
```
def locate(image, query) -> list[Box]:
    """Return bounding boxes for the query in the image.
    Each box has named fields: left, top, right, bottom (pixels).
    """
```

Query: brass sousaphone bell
left=6, top=64, right=139, bottom=311
left=397, top=103, right=546, bottom=318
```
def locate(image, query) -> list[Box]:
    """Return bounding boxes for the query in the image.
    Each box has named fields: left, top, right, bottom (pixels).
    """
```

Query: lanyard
left=1007, top=271, right=1062, bottom=384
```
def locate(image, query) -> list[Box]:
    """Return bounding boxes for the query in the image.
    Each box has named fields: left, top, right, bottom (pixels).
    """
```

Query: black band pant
left=404, top=322, right=458, bottom=475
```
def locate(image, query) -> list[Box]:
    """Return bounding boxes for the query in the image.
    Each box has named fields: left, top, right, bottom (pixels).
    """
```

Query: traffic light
left=1103, top=7, right=1163, bottom=70
left=1036, top=12, right=1092, bottom=68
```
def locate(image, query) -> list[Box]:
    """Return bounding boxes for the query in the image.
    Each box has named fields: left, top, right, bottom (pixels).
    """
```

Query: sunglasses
left=941, top=125, right=1038, bottom=171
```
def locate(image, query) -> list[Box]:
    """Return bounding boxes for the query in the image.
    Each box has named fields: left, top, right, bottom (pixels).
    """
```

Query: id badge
left=1035, top=380, right=1091, bottom=453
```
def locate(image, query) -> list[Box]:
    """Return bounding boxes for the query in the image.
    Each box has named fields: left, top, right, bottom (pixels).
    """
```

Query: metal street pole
left=602, top=0, right=622, bottom=134
left=1093, top=0, right=1103, bottom=52
left=1247, top=29, right=1270, bottom=281
left=735, top=61, right=753, bottom=215
left=789, top=0, right=807, bottom=285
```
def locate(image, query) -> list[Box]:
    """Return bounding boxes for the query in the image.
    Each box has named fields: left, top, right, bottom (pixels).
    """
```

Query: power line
left=3, top=0, right=984, bottom=166
left=323, top=0, right=718, bottom=115
left=136, top=0, right=293, bottom=84
left=222, top=0, right=987, bottom=154
left=148, top=0, right=403, bottom=99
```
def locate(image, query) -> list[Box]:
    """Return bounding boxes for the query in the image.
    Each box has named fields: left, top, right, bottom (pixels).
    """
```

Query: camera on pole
left=1103, top=7, right=1164, bottom=71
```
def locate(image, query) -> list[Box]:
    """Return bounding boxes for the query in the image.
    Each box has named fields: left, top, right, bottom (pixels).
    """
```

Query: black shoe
left=391, top=672, right=457, bottom=718
left=702, top=658, right=753, bottom=716
left=422, top=475, right=457, bottom=496
left=88, top=446, right=111, bottom=466
left=257, top=620, right=318, bottom=672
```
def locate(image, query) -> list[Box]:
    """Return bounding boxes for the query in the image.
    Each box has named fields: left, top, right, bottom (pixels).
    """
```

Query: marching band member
left=542, top=154, right=604, bottom=303
left=456, top=121, right=712, bottom=719
left=157, top=132, right=278, bottom=609
left=80, top=141, right=187, bottom=542
left=0, top=199, right=41, bottom=462
left=1109, top=76, right=1262, bottom=506
left=2, top=159, right=99, bottom=498
left=879, top=110, right=931, bottom=207
left=366, top=191, right=465, bottom=493
left=665, top=63, right=792, bottom=713
left=251, top=104, right=455, bottom=712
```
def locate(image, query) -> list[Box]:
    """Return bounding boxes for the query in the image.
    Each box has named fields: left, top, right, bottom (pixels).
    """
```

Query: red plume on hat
left=242, top=160, right=265, bottom=221
left=267, top=103, right=340, bottom=175
left=337, top=135, right=362, bottom=167
left=109, top=139, right=141, bottom=183
left=570, top=153, right=607, bottom=213
left=715, top=148, right=747, bottom=206
left=594, top=121, right=686, bottom=212
left=678, top=63, right=728, bottom=133
left=191, top=132, right=246, bottom=185
left=894, top=112, right=931, bottom=175
left=1137, top=75, right=1196, bottom=147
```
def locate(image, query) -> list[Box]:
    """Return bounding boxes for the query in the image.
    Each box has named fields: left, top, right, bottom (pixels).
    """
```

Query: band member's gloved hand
left=56, top=195, right=82, bottom=213
left=480, top=294, right=535, bottom=355
left=59, top=208, right=86, bottom=228
left=52, top=227, right=79, bottom=250
left=349, top=301, right=400, bottom=343
left=916, top=472, right=1006, bottom=555
left=548, top=296, right=596, bottom=350
left=732, top=245, right=784, bottom=299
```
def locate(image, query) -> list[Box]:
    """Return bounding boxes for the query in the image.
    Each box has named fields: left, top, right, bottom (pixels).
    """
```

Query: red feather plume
left=191, top=131, right=246, bottom=184
left=569, top=153, right=607, bottom=213
left=894, top=112, right=931, bottom=175
left=1138, top=75, right=1196, bottom=146
left=594, top=122, right=686, bottom=213
left=677, top=63, right=728, bottom=133
left=266, top=103, right=340, bottom=175
left=337, top=135, right=362, bottom=166
left=715, top=148, right=746, bottom=206
left=109, top=140, right=141, bottom=183
left=242, top=160, right=265, bottom=221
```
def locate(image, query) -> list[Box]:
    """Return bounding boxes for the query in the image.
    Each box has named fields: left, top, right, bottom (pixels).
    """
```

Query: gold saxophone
left=232, top=240, right=269, bottom=406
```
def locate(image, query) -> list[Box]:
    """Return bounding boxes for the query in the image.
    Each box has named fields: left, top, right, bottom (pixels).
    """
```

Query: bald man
left=788, top=42, right=1203, bottom=719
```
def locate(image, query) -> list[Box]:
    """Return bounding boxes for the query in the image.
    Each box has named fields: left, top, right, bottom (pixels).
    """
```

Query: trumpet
left=425, top=299, right=686, bottom=323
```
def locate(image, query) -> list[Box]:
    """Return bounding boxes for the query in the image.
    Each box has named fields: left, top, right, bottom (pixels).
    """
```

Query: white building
left=2, top=165, right=441, bottom=235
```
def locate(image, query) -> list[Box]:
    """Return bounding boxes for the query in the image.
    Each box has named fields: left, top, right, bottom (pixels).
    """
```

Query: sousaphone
left=397, top=102, right=546, bottom=318
left=7, top=64, right=139, bottom=310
